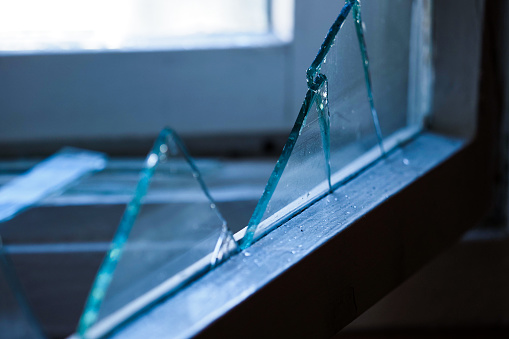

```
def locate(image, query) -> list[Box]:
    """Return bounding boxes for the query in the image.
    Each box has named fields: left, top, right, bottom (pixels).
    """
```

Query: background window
left=0, top=0, right=271, bottom=52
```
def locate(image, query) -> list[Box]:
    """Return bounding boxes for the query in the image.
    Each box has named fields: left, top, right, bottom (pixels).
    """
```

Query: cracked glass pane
left=0, top=240, right=45, bottom=339
left=78, top=128, right=238, bottom=336
left=242, top=0, right=431, bottom=247
left=243, top=89, right=331, bottom=245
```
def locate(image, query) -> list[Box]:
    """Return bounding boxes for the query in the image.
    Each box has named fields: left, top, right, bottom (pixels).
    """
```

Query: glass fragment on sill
left=78, top=128, right=238, bottom=336
left=0, top=237, right=46, bottom=339
left=0, top=148, right=107, bottom=223
left=242, top=0, right=363, bottom=248
left=242, top=0, right=426, bottom=247
left=242, top=83, right=332, bottom=247
left=315, top=0, right=383, bottom=189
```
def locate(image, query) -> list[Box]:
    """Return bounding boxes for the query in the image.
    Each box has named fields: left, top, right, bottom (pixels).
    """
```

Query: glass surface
left=0, top=239, right=45, bottom=339
left=0, top=0, right=270, bottom=52
left=242, top=0, right=428, bottom=247
left=242, top=88, right=331, bottom=246
left=78, top=128, right=238, bottom=336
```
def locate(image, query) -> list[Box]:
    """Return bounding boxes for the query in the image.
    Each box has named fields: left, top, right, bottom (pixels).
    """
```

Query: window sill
left=96, top=131, right=490, bottom=339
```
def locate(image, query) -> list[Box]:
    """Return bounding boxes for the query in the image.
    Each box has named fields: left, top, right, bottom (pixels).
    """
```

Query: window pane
left=0, top=0, right=270, bottom=52
left=241, top=0, right=430, bottom=247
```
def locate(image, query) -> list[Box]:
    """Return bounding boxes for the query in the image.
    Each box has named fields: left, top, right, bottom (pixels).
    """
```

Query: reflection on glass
left=78, top=128, right=238, bottom=337
left=0, top=238, right=45, bottom=339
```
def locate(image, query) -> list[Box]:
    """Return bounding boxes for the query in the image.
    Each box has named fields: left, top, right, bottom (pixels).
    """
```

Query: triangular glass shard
left=307, top=0, right=419, bottom=188
left=78, top=128, right=238, bottom=337
left=242, top=87, right=330, bottom=248
left=243, top=0, right=426, bottom=247
left=0, top=238, right=46, bottom=339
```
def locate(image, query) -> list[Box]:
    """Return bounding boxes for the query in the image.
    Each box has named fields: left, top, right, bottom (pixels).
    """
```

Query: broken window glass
left=0, top=131, right=238, bottom=337
left=241, top=0, right=431, bottom=248
left=77, top=128, right=238, bottom=336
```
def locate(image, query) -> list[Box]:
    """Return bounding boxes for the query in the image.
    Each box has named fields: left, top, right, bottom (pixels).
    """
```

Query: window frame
left=0, top=0, right=356, bottom=157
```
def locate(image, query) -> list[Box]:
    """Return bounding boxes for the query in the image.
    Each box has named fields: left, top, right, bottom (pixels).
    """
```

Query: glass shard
left=78, top=128, right=238, bottom=336
left=0, top=238, right=45, bottom=339
left=242, top=0, right=426, bottom=246
left=242, top=85, right=331, bottom=248
left=0, top=148, right=107, bottom=223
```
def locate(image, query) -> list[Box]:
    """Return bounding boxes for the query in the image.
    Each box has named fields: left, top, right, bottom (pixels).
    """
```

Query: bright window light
left=0, top=0, right=271, bottom=52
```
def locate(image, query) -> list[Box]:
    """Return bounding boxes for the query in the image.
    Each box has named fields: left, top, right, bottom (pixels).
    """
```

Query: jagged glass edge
left=241, top=80, right=331, bottom=249
left=0, top=236, right=46, bottom=339
left=352, top=1, right=385, bottom=154
left=241, top=0, right=385, bottom=249
left=77, top=127, right=238, bottom=336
